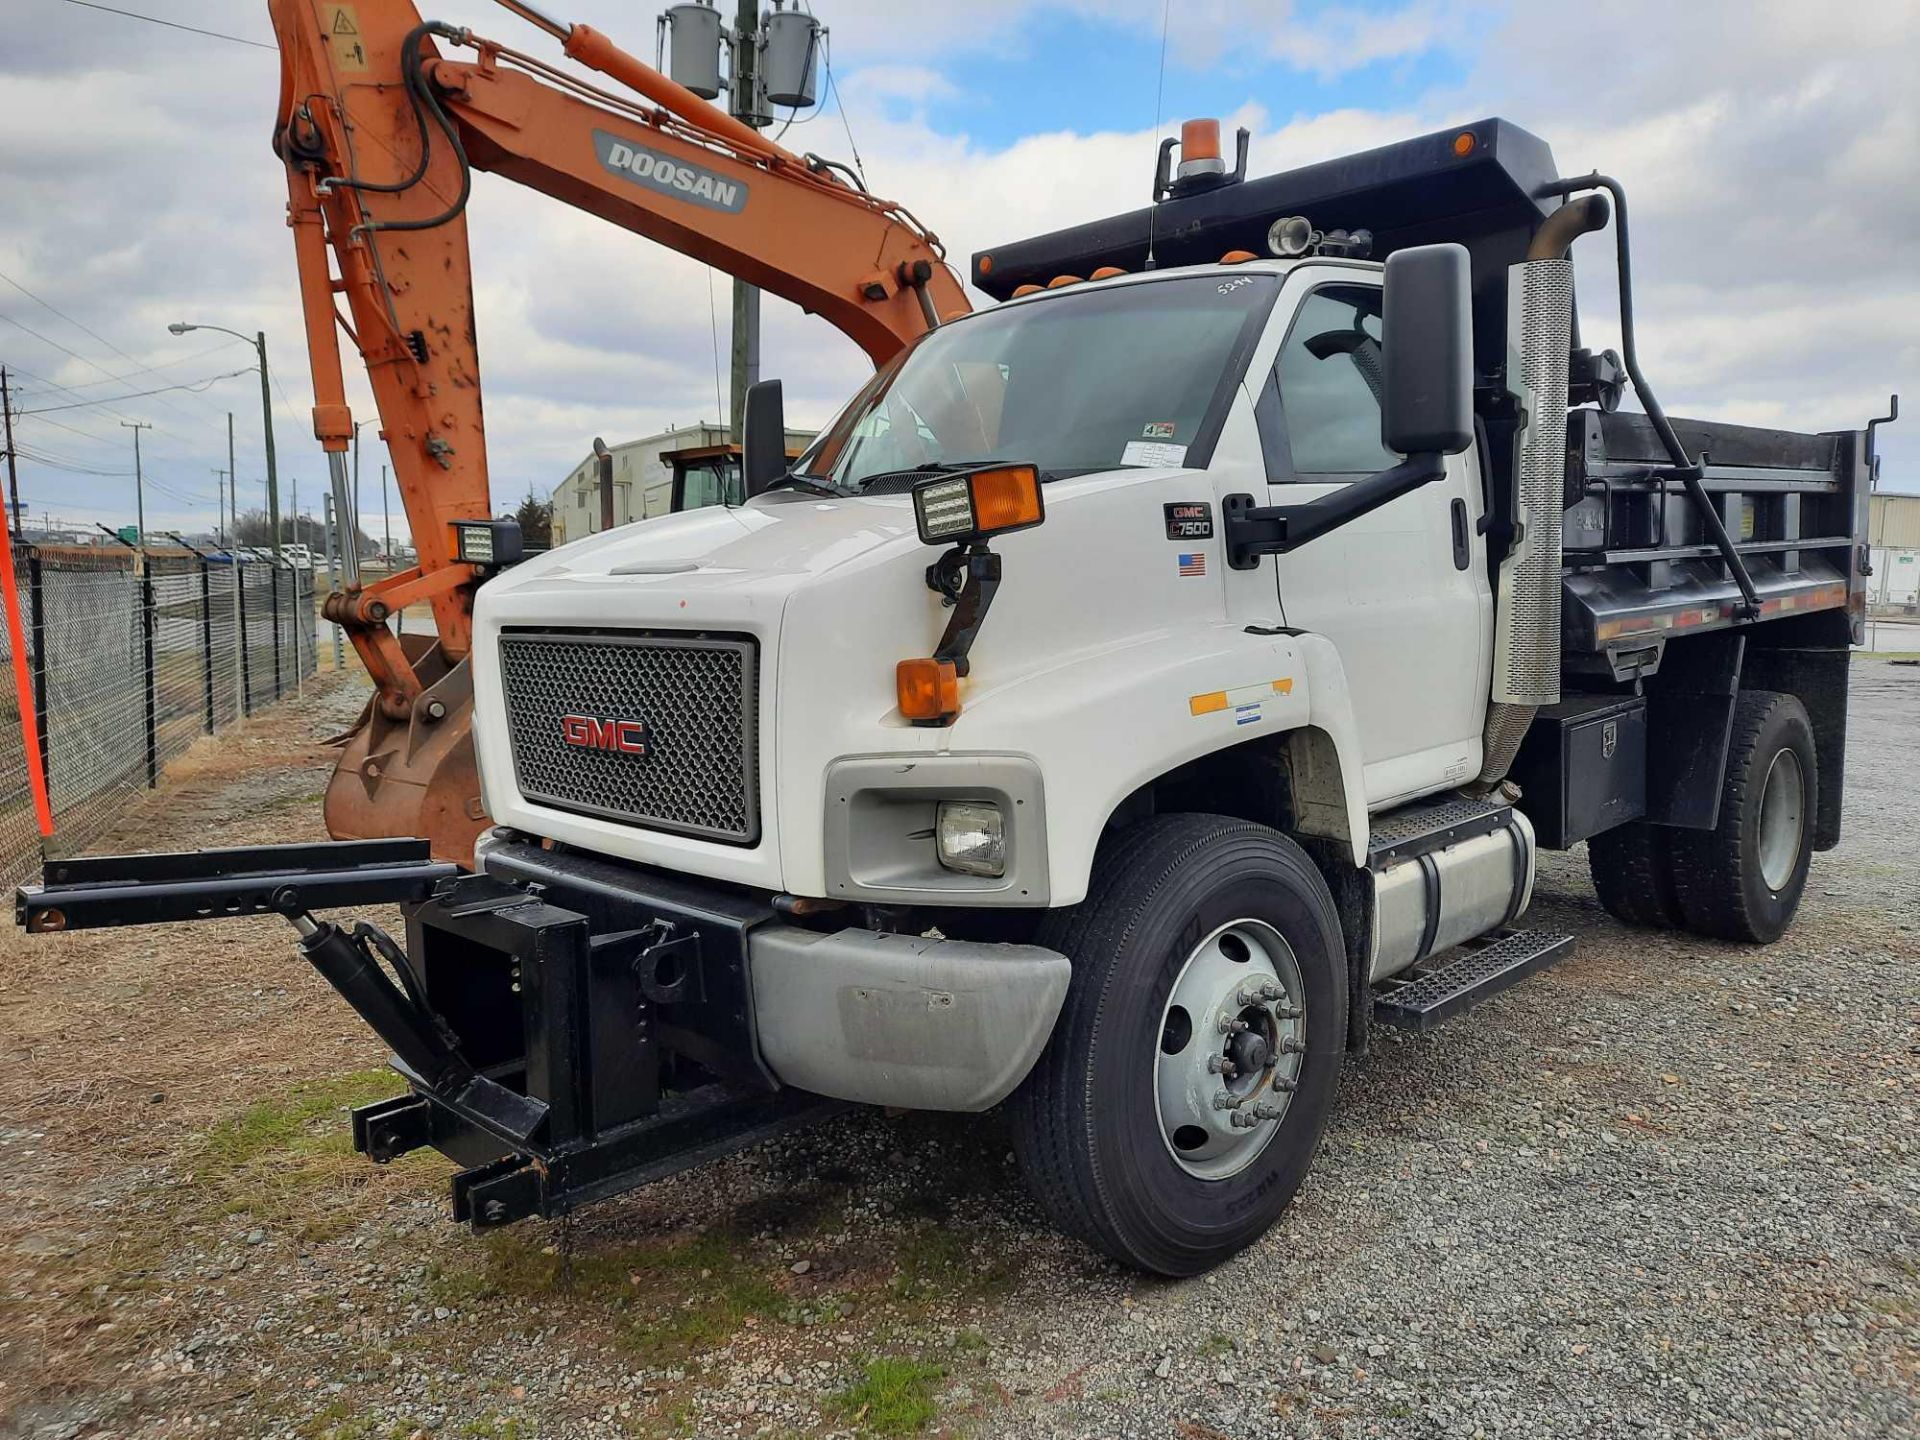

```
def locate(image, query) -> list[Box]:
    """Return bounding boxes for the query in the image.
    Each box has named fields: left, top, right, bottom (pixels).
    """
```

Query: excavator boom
left=265, top=0, right=969, bottom=863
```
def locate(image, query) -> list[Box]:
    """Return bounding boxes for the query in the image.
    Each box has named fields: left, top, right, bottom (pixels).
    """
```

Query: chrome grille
left=498, top=631, right=758, bottom=843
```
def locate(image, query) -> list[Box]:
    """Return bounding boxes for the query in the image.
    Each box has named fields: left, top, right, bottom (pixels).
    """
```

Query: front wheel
left=1009, top=815, right=1347, bottom=1276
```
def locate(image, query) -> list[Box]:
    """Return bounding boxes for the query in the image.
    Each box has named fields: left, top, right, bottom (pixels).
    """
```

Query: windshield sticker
left=1165, top=502, right=1213, bottom=541
left=1121, top=440, right=1188, bottom=468
left=1142, top=420, right=1177, bottom=440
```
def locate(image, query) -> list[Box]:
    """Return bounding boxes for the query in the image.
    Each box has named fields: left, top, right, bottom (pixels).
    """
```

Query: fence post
left=236, top=562, right=251, bottom=717
left=26, top=548, right=50, bottom=812
left=199, top=559, right=215, bottom=734
left=140, top=561, right=157, bottom=787
left=270, top=564, right=283, bottom=700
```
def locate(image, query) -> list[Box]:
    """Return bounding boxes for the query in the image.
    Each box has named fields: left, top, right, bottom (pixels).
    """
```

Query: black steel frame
left=15, top=837, right=843, bottom=1230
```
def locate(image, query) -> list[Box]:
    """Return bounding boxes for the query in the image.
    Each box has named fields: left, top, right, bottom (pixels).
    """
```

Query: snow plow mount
left=14, top=840, right=842, bottom=1229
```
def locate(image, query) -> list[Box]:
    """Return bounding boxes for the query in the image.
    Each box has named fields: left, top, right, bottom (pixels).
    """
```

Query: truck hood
left=474, top=491, right=924, bottom=629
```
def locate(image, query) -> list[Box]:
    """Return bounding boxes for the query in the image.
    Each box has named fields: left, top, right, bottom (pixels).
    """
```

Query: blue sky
left=897, top=6, right=1471, bottom=149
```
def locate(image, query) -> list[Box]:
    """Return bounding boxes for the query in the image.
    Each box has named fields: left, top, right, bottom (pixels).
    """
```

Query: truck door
left=1252, top=276, right=1493, bottom=806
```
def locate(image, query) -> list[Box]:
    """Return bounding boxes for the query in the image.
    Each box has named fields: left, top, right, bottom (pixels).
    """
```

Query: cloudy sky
left=2, top=0, right=1915, bottom=543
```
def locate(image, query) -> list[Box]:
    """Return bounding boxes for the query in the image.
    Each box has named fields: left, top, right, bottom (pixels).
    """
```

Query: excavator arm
left=266, top=0, right=969, bottom=864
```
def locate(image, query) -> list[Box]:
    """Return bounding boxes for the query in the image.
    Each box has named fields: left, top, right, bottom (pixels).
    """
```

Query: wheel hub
left=1757, top=748, right=1805, bottom=893
left=1154, top=919, right=1308, bottom=1181
left=1228, top=1028, right=1271, bottom=1074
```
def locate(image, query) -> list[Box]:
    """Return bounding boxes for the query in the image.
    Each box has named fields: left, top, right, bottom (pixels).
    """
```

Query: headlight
left=935, top=800, right=1005, bottom=877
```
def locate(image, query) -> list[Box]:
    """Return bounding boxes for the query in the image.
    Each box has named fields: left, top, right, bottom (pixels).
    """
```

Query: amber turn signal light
left=897, top=657, right=960, bottom=722
left=911, top=465, right=1045, bottom=546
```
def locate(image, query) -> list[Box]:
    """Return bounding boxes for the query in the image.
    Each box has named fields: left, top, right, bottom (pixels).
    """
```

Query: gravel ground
left=1, top=662, right=1914, bottom=1440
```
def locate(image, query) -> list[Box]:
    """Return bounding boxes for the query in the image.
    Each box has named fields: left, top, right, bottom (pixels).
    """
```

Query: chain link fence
left=0, top=544, right=317, bottom=888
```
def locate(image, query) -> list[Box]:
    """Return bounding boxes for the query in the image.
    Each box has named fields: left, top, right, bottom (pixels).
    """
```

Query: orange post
left=0, top=529, right=53, bottom=839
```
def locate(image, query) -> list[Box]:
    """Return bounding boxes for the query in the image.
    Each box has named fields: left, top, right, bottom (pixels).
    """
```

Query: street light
left=168, top=322, right=281, bottom=557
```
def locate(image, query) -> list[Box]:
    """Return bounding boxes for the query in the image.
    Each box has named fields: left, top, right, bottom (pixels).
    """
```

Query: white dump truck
left=22, top=118, right=1887, bottom=1276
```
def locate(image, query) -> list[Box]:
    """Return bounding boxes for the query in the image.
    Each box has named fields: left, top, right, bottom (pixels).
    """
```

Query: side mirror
left=1382, top=243, right=1473, bottom=457
left=742, top=379, right=787, bottom=498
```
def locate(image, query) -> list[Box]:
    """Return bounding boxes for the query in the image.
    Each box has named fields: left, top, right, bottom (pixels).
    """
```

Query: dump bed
left=1561, top=408, right=1872, bottom=671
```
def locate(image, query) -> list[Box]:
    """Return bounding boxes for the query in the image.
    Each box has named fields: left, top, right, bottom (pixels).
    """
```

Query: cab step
left=1371, top=928, right=1574, bottom=1032
left=1366, top=793, right=1514, bottom=869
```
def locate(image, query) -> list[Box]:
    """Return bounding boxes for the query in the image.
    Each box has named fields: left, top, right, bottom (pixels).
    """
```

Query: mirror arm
left=1222, top=452, right=1447, bottom=569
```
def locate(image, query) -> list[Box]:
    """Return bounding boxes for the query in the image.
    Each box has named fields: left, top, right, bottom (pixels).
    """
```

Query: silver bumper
left=748, top=925, right=1071, bottom=1112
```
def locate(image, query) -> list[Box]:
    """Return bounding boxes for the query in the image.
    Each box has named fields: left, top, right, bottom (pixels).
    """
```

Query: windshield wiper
left=759, top=472, right=844, bottom=498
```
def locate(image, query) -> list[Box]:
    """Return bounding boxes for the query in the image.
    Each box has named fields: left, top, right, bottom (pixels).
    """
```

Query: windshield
left=797, top=273, right=1278, bottom=489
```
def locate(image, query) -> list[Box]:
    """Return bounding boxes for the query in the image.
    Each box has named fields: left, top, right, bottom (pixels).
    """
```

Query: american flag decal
left=1177, top=552, right=1207, bottom=577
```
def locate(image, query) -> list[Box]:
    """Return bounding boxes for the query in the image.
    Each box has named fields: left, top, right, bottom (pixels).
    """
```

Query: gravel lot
left=1, top=662, right=1914, bottom=1440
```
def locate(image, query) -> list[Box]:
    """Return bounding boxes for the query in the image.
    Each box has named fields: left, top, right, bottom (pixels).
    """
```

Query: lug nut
left=1218, top=1016, right=1249, bottom=1035
left=1211, top=1089, right=1240, bottom=1111
left=1278, top=1037, right=1307, bottom=1056
left=1269, top=1076, right=1298, bottom=1094
left=1206, top=1055, right=1240, bottom=1077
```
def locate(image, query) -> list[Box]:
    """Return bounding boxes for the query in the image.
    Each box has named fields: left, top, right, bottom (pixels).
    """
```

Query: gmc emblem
left=560, top=714, right=650, bottom=756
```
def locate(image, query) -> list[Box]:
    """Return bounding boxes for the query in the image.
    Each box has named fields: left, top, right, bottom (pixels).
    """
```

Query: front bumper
left=478, top=837, right=1069, bottom=1114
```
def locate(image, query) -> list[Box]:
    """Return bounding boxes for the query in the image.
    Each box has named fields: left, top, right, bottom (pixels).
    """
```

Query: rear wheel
left=1009, top=814, right=1347, bottom=1276
left=1587, top=820, right=1684, bottom=929
left=1668, top=690, right=1816, bottom=944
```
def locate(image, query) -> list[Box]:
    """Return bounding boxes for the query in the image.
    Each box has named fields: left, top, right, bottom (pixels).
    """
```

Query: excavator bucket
left=325, top=635, right=487, bottom=869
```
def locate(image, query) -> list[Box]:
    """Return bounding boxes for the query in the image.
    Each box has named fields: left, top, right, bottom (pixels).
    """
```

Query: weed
left=1197, top=1333, right=1234, bottom=1358
left=426, top=1223, right=794, bottom=1360
left=186, top=1068, right=415, bottom=1241
left=889, top=1223, right=1013, bottom=1302
left=827, top=1355, right=948, bottom=1436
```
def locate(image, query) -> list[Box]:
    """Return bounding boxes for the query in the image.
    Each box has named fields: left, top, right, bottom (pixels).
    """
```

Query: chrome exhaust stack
left=1476, top=195, right=1610, bottom=789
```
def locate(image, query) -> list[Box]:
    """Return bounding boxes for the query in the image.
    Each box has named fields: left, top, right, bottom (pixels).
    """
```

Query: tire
left=1009, top=814, right=1347, bottom=1276
left=1668, top=690, right=1817, bottom=944
left=1587, top=821, right=1684, bottom=929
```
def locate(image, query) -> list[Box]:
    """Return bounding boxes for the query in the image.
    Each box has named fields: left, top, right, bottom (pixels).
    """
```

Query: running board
left=1372, top=928, right=1574, bottom=1031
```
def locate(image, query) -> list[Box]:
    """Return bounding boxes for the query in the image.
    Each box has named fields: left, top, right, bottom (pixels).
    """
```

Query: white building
left=550, top=421, right=814, bottom=544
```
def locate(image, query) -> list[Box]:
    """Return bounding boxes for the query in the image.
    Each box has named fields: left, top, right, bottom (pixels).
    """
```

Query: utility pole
left=258, top=331, right=281, bottom=558
left=226, top=411, right=237, bottom=549
left=119, top=420, right=152, bottom=546
left=213, top=469, right=229, bottom=546
left=381, top=462, right=392, bottom=566
left=1, top=366, right=20, bottom=539
left=728, top=0, right=766, bottom=443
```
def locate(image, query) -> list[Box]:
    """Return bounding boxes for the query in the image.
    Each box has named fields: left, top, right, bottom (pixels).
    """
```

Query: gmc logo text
left=560, top=714, right=650, bottom=755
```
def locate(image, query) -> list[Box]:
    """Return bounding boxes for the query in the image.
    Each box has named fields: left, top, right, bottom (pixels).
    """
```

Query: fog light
left=936, top=800, right=1005, bottom=877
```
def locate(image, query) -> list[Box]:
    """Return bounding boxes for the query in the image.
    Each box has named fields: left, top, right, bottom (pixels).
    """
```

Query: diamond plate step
left=1372, top=929, right=1574, bottom=1032
left=1367, top=794, right=1513, bottom=869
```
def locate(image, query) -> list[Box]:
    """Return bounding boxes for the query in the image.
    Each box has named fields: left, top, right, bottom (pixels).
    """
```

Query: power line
left=0, top=266, right=245, bottom=429
left=57, top=0, right=275, bottom=50
left=18, top=366, right=256, bottom=415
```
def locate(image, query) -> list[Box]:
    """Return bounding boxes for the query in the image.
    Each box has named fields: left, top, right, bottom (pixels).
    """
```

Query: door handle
left=1450, top=498, right=1470, bottom=570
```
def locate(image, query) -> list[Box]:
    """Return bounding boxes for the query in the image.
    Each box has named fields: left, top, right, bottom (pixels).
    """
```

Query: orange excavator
left=267, top=0, right=970, bottom=864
